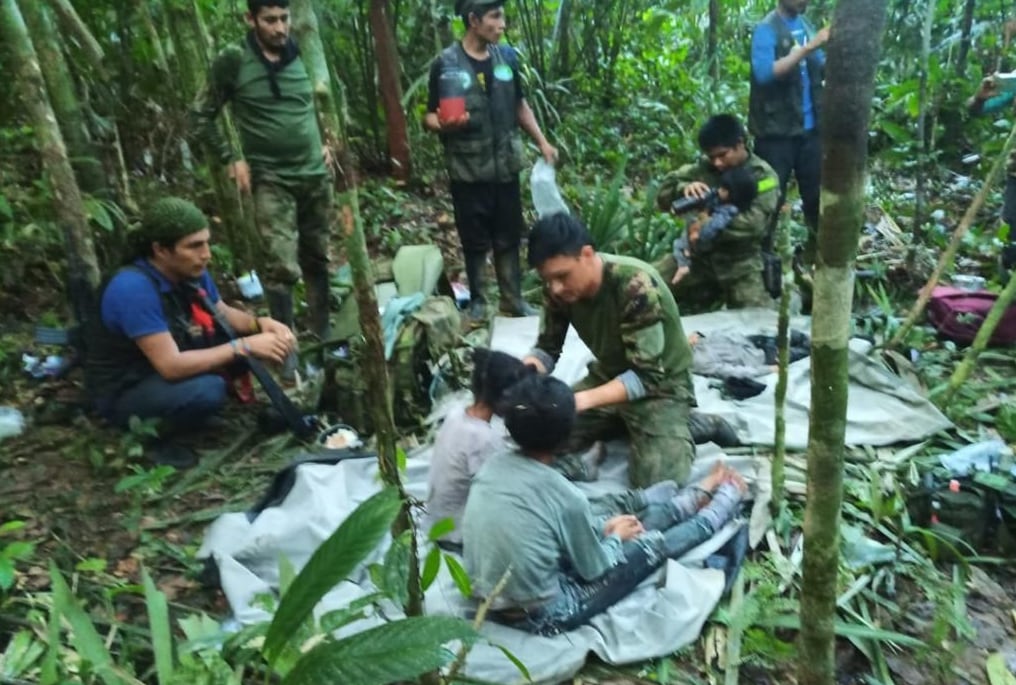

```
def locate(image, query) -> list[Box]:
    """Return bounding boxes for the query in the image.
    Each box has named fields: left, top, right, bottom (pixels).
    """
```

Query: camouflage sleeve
left=656, top=162, right=706, bottom=211
left=188, top=45, right=243, bottom=166
left=721, top=171, right=779, bottom=243
left=617, top=270, right=671, bottom=397
left=531, top=290, right=570, bottom=369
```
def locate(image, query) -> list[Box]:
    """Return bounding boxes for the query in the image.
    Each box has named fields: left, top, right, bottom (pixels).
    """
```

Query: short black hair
left=470, top=348, right=533, bottom=413
left=502, top=374, right=575, bottom=453
left=718, top=166, right=758, bottom=212
left=527, top=212, right=594, bottom=268
left=456, top=0, right=505, bottom=25
left=697, top=114, right=747, bottom=151
left=248, top=0, right=289, bottom=16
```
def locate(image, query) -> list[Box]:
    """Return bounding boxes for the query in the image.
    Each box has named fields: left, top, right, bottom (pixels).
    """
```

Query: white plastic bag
left=530, top=160, right=569, bottom=218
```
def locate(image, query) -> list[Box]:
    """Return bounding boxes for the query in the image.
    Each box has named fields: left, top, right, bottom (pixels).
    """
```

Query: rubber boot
left=689, top=411, right=740, bottom=447
left=493, top=249, right=537, bottom=317
left=303, top=270, right=333, bottom=341
left=463, top=250, right=489, bottom=322
left=265, top=285, right=298, bottom=382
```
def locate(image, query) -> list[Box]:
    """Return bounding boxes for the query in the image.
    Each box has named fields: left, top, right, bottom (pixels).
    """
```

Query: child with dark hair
left=671, top=166, right=760, bottom=287
left=424, top=348, right=532, bottom=546
left=463, top=374, right=747, bottom=635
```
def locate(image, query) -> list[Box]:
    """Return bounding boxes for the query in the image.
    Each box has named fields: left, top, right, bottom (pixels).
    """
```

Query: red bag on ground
left=926, top=286, right=1016, bottom=346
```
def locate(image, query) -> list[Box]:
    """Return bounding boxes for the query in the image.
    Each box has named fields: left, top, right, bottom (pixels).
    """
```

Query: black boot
left=493, top=249, right=537, bottom=317
left=463, top=250, right=489, bottom=321
left=303, top=270, right=333, bottom=341
left=265, top=285, right=298, bottom=382
left=689, top=411, right=740, bottom=447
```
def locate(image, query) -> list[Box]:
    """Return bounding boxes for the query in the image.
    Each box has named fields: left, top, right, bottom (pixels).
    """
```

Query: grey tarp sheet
left=198, top=310, right=949, bottom=684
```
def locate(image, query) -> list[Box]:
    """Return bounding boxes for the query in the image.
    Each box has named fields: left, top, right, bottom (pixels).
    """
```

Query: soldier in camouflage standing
left=523, top=213, right=738, bottom=488
left=191, top=0, right=332, bottom=379
left=656, top=114, right=780, bottom=314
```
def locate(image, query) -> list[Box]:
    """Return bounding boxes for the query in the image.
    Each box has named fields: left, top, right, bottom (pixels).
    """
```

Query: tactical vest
left=85, top=264, right=216, bottom=401
left=748, top=11, right=824, bottom=139
left=438, top=44, right=524, bottom=183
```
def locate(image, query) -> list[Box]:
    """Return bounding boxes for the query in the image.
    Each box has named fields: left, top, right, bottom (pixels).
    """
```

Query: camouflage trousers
left=655, top=253, right=772, bottom=315
left=253, top=173, right=333, bottom=288
left=558, top=376, right=695, bottom=488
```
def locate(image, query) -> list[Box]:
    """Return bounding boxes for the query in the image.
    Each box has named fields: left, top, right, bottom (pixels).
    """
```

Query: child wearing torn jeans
left=462, top=374, right=747, bottom=636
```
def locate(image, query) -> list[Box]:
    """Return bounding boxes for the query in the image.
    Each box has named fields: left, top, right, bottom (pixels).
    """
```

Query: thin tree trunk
left=21, top=0, right=108, bottom=197
left=889, top=122, right=1016, bottom=348
left=799, top=2, right=887, bottom=685
left=937, top=273, right=1016, bottom=405
left=368, top=0, right=412, bottom=181
left=136, top=0, right=169, bottom=74
left=708, top=0, right=720, bottom=83
left=910, top=0, right=935, bottom=251
left=956, top=0, right=976, bottom=76
left=771, top=208, right=793, bottom=520
left=46, top=0, right=106, bottom=75
left=2, top=0, right=101, bottom=323
left=551, top=0, right=572, bottom=80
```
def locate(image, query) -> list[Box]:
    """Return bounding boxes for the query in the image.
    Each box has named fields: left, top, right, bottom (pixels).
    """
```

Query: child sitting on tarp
left=670, top=166, right=759, bottom=287
left=462, top=373, right=747, bottom=636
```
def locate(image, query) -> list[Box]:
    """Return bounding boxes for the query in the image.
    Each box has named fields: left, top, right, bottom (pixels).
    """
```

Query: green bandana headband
left=139, top=197, right=208, bottom=247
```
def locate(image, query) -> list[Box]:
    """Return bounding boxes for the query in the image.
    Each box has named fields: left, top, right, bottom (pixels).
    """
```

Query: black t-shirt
left=427, top=45, right=525, bottom=112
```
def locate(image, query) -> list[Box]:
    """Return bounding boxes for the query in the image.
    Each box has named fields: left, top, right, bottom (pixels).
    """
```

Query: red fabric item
left=231, top=370, right=256, bottom=404
left=926, top=286, right=1016, bottom=346
left=190, top=301, right=215, bottom=337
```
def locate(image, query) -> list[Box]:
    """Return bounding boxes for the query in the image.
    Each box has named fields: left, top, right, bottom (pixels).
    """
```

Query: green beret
left=455, top=0, right=505, bottom=17
left=140, top=197, right=208, bottom=246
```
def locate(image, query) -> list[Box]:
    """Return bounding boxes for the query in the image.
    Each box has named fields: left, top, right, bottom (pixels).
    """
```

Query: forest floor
left=2, top=184, right=1016, bottom=684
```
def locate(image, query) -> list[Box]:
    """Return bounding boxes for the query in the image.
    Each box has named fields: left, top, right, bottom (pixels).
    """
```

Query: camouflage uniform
left=529, top=254, right=696, bottom=487
left=655, top=153, right=779, bottom=314
left=190, top=38, right=332, bottom=339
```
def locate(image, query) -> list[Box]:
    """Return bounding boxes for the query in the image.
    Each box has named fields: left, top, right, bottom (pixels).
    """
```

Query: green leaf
left=987, top=652, right=1016, bottom=685
left=75, top=557, right=108, bottom=573
left=757, top=613, right=926, bottom=648
left=426, top=517, right=456, bottom=542
left=263, top=488, right=402, bottom=664
left=379, top=532, right=410, bottom=607
left=2, top=541, right=34, bottom=561
left=420, top=546, right=441, bottom=591
left=40, top=598, right=61, bottom=684
left=281, top=616, right=476, bottom=685
left=142, top=568, right=174, bottom=685
left=49, top=562, right=126, bottom=685
left=493, top=643, right=532, bottom=681
left=0, top=558, right=14, bottom=591
left=84, top=197, right=114, bottom=232
left=0, top=520, right=25, bottom=535
left=0, top=195, right=12, bottom=221
left=443, top=553, right=472, bottom=598
left=278, top=554, right=297, bottom=597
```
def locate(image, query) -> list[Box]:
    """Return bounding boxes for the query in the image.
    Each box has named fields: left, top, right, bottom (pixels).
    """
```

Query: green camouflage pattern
left=252, top=173, right=333, bottom=289
left=536, top=253, right=694, bottom=400
left=558, top=376, right=695, bottom=487
left=656, top=153, right=779, bottom=310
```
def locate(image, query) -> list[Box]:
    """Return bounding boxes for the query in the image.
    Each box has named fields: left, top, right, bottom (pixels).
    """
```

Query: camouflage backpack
left=323, top=246, right=462, bottom=434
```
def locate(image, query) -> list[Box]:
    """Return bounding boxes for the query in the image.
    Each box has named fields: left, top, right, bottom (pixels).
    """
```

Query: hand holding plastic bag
left=530, top=160, right=569, bottom=218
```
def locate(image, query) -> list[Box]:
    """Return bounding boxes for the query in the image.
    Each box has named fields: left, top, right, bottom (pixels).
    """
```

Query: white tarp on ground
left=198, top=310, right=951, bottom=684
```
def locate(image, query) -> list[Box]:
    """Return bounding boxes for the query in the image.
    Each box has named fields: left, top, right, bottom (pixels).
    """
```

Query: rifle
left=191, top=284, right=318, bottom=440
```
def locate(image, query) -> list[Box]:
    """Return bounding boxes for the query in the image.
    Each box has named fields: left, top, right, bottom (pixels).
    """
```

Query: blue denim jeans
left=507, top=514, right=714, bottom=636
left=99, top=373, right=228, bottom=429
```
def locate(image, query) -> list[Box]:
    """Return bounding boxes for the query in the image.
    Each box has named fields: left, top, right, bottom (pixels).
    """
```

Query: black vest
left=438, top=43, right=524, bottom=183
left=84, top=264, right=216, bottom=400
left=748, top=11, right=824, bottom=139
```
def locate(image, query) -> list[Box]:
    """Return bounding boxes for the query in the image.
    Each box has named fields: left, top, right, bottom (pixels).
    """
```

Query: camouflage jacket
left=656, top=153, right=779, bottom=263
left=533, top=253, right=695, bottom=401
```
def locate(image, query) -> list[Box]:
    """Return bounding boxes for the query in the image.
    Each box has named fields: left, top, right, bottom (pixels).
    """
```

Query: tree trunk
left=47, top=0, right=106, bottom=75
left=798, top=2, right=887, bottom=685
left=2, top=0, right=101, bottom=322
left=368, top=0, right=412, bottom=181
left=956, top=0, right=976, bottom=76
left=291, top=0, right=427, bottom=635
left=771, top=208, right=793, bottom=521
left=551, top=0, right=572, bottom=80
left=708, top=0, right=720, bottom=83
left=136, top=0, right=169, bottom=75
left=21, top=0, right=108, bottom=197
left=910, top=0, right=935, bottom=250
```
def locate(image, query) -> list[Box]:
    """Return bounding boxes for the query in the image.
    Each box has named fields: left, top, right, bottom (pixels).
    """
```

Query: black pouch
left=762, top=251, right=782, bottom=299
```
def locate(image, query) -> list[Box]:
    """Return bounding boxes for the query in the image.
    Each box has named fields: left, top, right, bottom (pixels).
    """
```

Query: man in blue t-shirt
left=748, top=0, right=828, bottom=268
left=85, top=197, right=296, bottom=467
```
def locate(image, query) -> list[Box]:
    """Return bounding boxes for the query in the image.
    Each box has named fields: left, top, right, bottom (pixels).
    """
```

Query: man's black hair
left=697, top=114, right=747, bottom=151
left=248, top=0, right=289, bottom=15
left=502, top=374, right=576, bottom=453
left=527, top=212, right=594, bottom=268
left=717, top=166, right=758, bottom=213
left=470, top=348, right=533, bottom=413
left=456, top=0, right=505, bottom=25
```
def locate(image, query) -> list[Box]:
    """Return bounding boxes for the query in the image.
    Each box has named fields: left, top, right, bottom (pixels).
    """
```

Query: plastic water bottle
left=438, top=68, right=467, bottom=122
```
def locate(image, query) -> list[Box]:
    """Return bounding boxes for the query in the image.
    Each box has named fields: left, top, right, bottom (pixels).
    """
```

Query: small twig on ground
left=445, top=567, right=512, bottom=682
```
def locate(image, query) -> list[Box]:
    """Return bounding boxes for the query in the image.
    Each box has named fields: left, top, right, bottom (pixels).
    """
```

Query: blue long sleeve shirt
left=751, top=14, right=826, bottom=131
